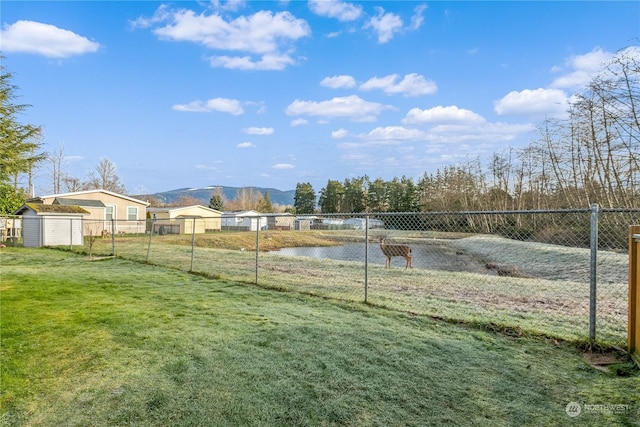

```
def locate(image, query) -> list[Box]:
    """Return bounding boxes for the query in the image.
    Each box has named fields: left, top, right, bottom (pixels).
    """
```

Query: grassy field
left=1, top=247, right=639, bottom=426
left=70, top=230, right=629, bottom=345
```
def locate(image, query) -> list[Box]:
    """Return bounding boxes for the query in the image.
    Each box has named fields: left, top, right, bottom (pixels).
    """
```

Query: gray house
left=14, top=203, right=90, bottom=247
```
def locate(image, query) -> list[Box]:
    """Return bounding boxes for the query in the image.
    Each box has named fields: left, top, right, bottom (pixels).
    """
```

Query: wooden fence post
left=629, top=225, right=640, bottom=366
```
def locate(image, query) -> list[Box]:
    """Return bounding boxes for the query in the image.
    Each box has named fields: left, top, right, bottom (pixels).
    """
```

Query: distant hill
left=147, top=186, right=296, bottom=207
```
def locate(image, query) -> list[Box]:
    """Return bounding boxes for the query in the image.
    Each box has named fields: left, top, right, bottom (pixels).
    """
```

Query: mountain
left=147, top=186, right=296, bottom=207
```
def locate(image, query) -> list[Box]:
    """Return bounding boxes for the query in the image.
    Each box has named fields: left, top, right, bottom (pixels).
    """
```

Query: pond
left=272, top=241, right=493, bottom=275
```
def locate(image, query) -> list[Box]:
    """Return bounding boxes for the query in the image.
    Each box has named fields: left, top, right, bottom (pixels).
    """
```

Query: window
left=105, top=205, right=115, bottom=221
left=127, top=207, right=138, bottom=221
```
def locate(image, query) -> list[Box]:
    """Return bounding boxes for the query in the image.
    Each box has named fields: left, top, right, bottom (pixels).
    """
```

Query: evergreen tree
left=318, top=179, right=344, bottom=213
left=343, top=176, right=367, bottom=213
left=208, top=188, right=225, bottom=211
left=293, top=182, right=316, bottom=214
left=0, top=63, right=45, bottom=186
left=367, top=178, right=388, bottom=213
left=257, top=191, right=274, bottom=213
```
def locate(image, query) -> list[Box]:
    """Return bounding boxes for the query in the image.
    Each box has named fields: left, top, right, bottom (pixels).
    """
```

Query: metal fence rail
left=3, top=205, right=639, bottom=346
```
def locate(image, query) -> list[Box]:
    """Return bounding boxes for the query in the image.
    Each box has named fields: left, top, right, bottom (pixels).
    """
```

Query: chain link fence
left=3, top=206, right=638, bottom=346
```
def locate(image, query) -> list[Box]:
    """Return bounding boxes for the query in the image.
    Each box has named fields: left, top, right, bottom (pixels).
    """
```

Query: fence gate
left=630, top=226, right=640, bottom=366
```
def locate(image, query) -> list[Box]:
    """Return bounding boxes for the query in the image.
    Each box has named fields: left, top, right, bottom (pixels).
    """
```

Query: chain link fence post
left=364, top=215, right=369, bottom=303
left=255, top=218, right=260, bottom=285
left=146, top=218, right=154, bottom=262
left=589, top=203, right=599, bottom=342
left=111, top=218, right=116, bottom=256
left=190, top=217, right=196, bottom=272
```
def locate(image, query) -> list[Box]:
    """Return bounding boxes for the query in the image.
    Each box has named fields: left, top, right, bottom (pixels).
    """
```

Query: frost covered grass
left=1, top=248, right=638, bottom=426
left=64, top=231, right=629, bottom=344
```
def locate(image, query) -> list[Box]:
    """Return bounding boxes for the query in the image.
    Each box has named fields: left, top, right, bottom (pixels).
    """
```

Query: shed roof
left=14, top=203, right=90, bottom=216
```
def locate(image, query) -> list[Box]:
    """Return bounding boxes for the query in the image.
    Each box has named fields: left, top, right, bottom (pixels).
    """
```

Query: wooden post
left=629, top=225, right=640, bottom=366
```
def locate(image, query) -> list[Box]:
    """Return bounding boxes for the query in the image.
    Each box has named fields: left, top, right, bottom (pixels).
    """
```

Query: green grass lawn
left=1, top=248, right=638, bottom=426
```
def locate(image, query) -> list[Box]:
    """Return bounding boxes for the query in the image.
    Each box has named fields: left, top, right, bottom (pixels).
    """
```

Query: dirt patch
left=583, top=349, right=636, bottom=375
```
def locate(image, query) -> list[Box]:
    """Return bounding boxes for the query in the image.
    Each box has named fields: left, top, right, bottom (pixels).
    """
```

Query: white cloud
left=290, top=118, right=309, bottom=127
left=272, top=163, right=295, bottom=169
left=209, top=0, right=246, bottom=12
left=427, top=122, right=535, bottom=144
left=410, top=4, right=427, bottom=30
left=130, top=4, right=172, bottom=29
left=237, top=142, right=256, bottom=148
left=144, top=8, right=310, bottom=70
left=321, top=75, right=357, bottom=89
left=208, top=53, right=297, bottom=70
left=1, top=20, right=100, bottom=58
left=360, top=73, right=437, bottom=97
left=196, top=164, right=219, bottom=170
left=308, top=0, right=362, bottom=21
left=243, top=127, right=274, bottom=135
left=172, top=97, right=244, bottom=115
left=551, top=48, right=614, bottom=89
left=494, top=88, right=568, bottom=118
left=364, top=7, right=403, bottom=43
left=402, top=106, right=486, bottom=124
left=153, top=9, right=309, bottom=53
left=285, top=95, right=394, bottom=122
left=359, top=126, right=427, bottom=144
left=331, top=128, right=349, bottom=139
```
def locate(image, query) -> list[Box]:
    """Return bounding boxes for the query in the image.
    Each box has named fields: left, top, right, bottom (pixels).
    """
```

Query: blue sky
left=2, top=1, right=639, bottom=195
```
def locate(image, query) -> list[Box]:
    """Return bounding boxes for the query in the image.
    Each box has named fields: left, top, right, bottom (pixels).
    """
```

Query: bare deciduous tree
left=85, top=157, right=127, bottom=194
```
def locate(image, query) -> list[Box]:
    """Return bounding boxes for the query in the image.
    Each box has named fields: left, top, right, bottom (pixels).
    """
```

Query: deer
left=379, top=237, right=413, bottom=269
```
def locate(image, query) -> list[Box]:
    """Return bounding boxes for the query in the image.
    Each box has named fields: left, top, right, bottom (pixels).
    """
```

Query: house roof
left=147, top=205, right=222, bottom=214
left=222, top=210, right=263, bottom=217
left=53, top=198, right=106, bottom=208
left=39, top=189, right=150, bottom=206
left=14, top=203, right=90, bottom=216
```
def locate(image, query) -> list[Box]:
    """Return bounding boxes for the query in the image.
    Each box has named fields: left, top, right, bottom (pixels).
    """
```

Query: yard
left=1, top=248, right=638, bottom=426
left=74, top=230, right=630, bottom=345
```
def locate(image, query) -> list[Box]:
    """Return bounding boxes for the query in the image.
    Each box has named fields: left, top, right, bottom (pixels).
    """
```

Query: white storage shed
left=14, top=203, right=90, bottom=247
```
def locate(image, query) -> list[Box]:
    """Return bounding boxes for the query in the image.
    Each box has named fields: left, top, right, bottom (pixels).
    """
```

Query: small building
left=221, top=210, right=267, bottom=231
left=147, top=205, right=222, bottom=235
left=264, top=213, right=295, bottom=230
left=295, top=215, right=320, bottom=230
left=14, top=203, right=90, bottom=247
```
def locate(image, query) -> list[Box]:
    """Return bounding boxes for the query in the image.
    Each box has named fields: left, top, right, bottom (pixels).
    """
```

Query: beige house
left=147, top=205, right=222, bottom=234
left=35, top=189, right=149, bottom=235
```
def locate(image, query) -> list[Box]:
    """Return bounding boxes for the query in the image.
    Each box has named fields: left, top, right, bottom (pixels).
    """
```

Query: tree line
left=294, top=47, right=640, bottom=215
